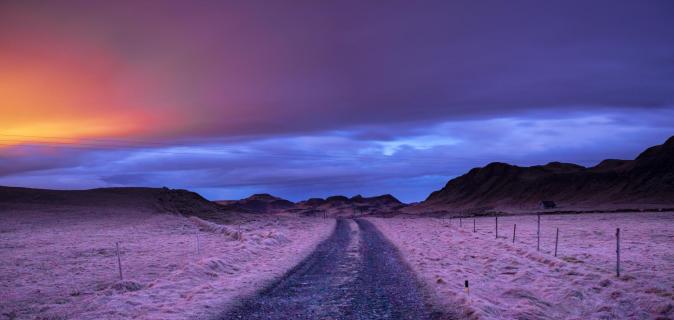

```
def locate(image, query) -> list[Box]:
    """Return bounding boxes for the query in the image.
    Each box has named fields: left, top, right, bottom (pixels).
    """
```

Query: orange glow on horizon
left=0, top=39, right=178, bottom=148
left=1, top=68, right=155, bottom=147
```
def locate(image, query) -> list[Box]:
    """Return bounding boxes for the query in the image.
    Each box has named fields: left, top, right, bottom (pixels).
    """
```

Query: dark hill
left=0, top=186, right=230, bottom=221
left=217, top=193, right=406, bottom=216
left=416, top=136, right=674, bottom=212
left=216, top=193, right=294, bottom=214
left=291, top=194, right=405, bottom=217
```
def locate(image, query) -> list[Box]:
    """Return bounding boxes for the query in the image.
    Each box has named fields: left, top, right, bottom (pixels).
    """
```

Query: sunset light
left=1, top=2, right=673, bottom=318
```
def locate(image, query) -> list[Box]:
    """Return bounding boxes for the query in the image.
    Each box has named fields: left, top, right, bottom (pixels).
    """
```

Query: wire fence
left=447, top=211, right=674, bottom=279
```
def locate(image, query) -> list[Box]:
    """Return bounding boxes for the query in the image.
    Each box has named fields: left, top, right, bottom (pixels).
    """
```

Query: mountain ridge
left=216, top=193, right=406, bottom=216
left=413, top=135, right=674, bottom=213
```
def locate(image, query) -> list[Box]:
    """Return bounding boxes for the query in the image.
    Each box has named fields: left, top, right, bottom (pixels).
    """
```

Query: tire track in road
left=221, top=219, right=449, bottom=320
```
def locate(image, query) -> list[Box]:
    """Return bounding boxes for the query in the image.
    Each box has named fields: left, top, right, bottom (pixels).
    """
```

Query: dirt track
left=221, top=219, right=448, bottom=320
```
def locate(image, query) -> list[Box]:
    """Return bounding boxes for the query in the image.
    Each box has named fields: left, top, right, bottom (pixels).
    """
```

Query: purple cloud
left=2, top=109, right=673, bottom=202
left=1, top=1, right=673, bottom=201
left=2, top=1, right=673, bottom=138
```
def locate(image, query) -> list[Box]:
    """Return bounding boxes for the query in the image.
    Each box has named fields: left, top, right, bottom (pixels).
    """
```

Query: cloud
left=1, top=1, right=673, bottom=201
left=1, top=1, right=673, bottom=140
left=1, top=108, right=672, bottom=202
left=0, top=146, right=87, bottom=175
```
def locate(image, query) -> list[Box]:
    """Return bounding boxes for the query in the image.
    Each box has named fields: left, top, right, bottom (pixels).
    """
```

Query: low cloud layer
left=2, top=109, right=672, bottom=202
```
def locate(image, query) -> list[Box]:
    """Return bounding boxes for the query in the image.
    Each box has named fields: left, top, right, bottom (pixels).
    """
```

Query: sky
left=1, top=0, right=673, bottom=202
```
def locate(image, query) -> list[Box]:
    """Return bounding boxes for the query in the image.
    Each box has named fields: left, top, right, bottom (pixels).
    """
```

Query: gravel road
left=221, top=219, right=450, bottom=320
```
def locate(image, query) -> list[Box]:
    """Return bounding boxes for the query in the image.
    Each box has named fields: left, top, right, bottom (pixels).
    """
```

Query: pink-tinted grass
left=0, top=206, right=334, bottom=319
left=370, top=212, right=674, bottom=319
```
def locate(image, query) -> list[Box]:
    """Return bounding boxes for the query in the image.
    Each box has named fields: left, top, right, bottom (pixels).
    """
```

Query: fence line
left=460, top=215, right=629, bottom=278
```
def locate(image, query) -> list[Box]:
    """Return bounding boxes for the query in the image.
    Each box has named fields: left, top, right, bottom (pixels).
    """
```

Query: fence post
left=537, top=214, right=541, bottom=251
left=473, top=219, right=476, bottom=233
left=512, top=224, right=516, bottom=243
left=616, top=228, right=621, bottom=277
left=495, top=216, right=498, bottom=239
left=196, top=231, right=201, bottom=256
left=554, top=228, right=559, bottom=257
left=115, top=242, right=123, bottom=281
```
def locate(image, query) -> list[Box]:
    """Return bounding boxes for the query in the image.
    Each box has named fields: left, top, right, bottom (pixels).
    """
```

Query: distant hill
left=217, top=193, right=406, bottom=217
left=216, top=193, right=294, bottom=214
left=0, top=185, right=408, bottom=219
left=0, top=186, right=233, bottom=221
left=412, top=136, right=674, bottom=213
left=9, top=136, right=671, bottom=217
left=290, top=194, right=406, bottom=217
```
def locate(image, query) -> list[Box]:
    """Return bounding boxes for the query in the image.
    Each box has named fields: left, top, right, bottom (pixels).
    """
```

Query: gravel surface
left=221, top=219, right=449, bottom=320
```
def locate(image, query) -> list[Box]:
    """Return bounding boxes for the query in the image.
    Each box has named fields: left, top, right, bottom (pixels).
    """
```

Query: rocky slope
left=414, top=136, right=674, bottom=213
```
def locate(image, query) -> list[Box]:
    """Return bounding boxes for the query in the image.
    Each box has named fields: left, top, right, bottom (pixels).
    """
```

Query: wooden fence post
left=473, top=219, right=476, bottom=233
left=197, top=229, right=201, bottom=255
left=537, top=214, right=541, bottom=251
left=115, top=242, right=123, bottom=281
left=512, top=224, right=516, bottom=243
left=495, top=216, right=498, bottom=239
left=616, top=228, right=621, bottom=277
left=554, top=228, right=559, bottom=257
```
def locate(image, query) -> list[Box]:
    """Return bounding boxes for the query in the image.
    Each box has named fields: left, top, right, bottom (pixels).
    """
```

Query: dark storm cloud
left=195, top=0, right=674, bottom=136
left=3, top=0, right=673, bottom=138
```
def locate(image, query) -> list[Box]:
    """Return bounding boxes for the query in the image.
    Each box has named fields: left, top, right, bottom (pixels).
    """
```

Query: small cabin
left=539, top=200, right=556, bottom=209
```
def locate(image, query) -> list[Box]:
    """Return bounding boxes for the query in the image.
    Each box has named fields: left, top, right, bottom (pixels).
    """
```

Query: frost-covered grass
left=370, top=212, right=674, bottom=319
left=0, top=206, right=334, bottom=320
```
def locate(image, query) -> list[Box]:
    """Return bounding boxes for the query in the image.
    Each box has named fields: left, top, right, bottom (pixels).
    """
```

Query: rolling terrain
left=0, top=186, right=237, bottom=222
left=217, top=193, right=407, bottom=217
left=413, top=136, right=674, bottom=213
left=1, top=137, right=674, bottom=319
